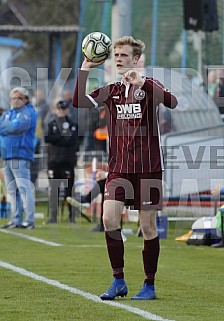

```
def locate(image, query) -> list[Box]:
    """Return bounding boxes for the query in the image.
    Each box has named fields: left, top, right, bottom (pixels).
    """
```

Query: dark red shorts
left=104, top=172, right=163, bottom=210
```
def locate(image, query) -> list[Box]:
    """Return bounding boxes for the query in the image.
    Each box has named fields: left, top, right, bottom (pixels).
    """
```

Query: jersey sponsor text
left=116, top=103, right=142, bottom=119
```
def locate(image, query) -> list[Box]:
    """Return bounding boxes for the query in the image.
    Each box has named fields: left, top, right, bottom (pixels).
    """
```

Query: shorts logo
left=134, top=88, right=145, bottom=100
left=116, top=103, right=142, bottom=119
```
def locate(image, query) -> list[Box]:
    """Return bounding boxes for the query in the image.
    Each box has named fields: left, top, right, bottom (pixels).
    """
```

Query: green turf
left=0, top=206, right=223, bottom=321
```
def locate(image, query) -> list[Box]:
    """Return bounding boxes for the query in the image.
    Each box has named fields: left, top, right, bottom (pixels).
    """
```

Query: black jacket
left=44, top=114, right=79, bottom=167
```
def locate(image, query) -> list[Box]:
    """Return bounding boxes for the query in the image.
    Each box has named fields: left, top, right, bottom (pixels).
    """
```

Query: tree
left=0, top=0, right=80, bottom=72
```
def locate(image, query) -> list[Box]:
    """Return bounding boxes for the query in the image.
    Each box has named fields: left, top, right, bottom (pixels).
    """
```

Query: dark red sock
left=105, top=229, right=124, bottom=279
left=142, top=236, right=160, bottom=285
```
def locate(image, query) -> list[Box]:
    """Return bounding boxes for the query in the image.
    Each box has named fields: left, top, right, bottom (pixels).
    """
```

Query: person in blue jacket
left=0, top=87, right=37, bottom=229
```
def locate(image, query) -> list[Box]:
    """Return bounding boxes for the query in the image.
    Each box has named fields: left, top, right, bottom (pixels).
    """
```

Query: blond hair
left=114, top=36, right=145, bottom=57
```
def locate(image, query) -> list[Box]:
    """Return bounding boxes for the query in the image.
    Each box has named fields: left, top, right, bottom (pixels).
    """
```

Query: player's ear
left=133, top=55, right=140, bottom=64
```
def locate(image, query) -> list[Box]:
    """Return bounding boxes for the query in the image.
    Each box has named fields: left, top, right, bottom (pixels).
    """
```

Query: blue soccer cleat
left=131, top=283, right=156, bottom=300
left=100, top=278, right=128, bottom=300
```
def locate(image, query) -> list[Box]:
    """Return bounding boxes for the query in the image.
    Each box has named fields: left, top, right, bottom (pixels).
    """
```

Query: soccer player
left=73, top=36, right=177, bottom=300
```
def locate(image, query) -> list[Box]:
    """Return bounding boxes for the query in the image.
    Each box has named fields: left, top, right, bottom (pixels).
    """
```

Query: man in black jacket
left=44, top=99, right=79, bottom=223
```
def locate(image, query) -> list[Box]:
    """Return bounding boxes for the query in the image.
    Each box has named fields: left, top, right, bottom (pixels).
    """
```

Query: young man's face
left=114, top=44, right=139, bottom=75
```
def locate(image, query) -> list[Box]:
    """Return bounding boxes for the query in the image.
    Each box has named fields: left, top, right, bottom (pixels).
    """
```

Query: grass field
left=0, top=205, right=224, bottom=321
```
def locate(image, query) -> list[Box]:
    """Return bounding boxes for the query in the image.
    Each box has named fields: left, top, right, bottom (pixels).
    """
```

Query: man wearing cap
left=44, top=98, right=79, bottom=223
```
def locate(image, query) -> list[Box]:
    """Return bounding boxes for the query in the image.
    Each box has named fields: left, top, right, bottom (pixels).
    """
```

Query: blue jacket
left=0, top=103, right=37, bottom=161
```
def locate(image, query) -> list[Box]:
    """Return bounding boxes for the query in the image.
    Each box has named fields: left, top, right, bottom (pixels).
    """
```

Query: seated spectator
left=66, top=170, right=107, bottom=231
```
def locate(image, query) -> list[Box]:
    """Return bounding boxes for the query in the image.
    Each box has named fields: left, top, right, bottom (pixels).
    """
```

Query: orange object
left=94, top=126, right=108, bottom=140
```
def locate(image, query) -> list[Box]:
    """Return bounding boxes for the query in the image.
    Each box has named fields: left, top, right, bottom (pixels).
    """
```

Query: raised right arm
left=72, top=69, right=96, bottom=108
left=73, top=58, right=106, bottom=109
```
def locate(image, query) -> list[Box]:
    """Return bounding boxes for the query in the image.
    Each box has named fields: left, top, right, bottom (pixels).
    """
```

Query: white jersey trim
left=156, top=105, right=164, bottom=171
left=86, top=94, right=98, bottom=108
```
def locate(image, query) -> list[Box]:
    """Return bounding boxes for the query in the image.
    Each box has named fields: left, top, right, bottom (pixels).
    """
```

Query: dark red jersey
left=73, top=69, right=177, bottom=173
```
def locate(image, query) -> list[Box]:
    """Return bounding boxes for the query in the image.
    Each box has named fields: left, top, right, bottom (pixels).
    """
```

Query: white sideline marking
left=69, top=244, right=105, bottom=248
left=0, top=230, right=62, bottom=247
left=0, top=261, right=175, bottom=321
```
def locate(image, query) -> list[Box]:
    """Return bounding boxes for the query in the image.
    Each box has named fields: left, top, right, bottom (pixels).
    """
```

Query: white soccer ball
left=82, top=32, right=112, bottom=63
